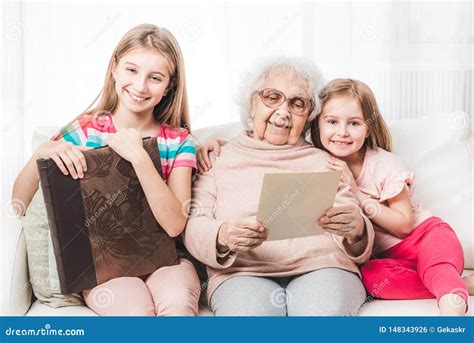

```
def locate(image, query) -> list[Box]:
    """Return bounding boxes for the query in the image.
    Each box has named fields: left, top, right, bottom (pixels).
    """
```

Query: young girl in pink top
left=196, top=78, right=473, bottom=316
left=310, top=78, right=472, bottom=315
left=12, top=24, right=200, bottom=316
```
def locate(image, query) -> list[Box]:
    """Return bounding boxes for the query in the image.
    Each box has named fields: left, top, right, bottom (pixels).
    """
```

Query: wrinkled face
left=318, top=95, right=369, bottom=159
left=250, top=71, right=312, bottom=145
left=112, top=47, right=171, bottom=117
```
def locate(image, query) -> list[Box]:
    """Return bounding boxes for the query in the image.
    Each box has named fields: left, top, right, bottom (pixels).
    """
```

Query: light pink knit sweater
left=184, top=132, right=374, bottom=301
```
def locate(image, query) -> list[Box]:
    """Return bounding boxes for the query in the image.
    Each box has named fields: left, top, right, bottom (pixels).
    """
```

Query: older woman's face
left=250, top=71, right=311, bottom=145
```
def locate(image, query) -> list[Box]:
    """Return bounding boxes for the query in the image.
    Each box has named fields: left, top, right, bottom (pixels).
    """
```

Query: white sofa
left=2, top=111, right=473, bottom=316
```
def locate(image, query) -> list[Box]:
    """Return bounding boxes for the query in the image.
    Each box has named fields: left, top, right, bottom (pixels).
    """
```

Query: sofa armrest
left=1, top=215, right=32, bottom=315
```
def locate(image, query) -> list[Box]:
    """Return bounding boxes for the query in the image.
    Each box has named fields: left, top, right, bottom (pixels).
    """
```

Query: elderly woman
left=184, top=57, right=374, bottom=316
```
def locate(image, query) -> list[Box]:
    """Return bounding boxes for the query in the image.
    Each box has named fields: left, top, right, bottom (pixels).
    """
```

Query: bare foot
left=462, top=274, right=474, bottom=295
left=438, top=293, right=466, bottom=316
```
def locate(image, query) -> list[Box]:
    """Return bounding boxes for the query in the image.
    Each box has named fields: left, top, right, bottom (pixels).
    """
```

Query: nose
left=276, top=100, right=291, bottom=117
left=133, top=75, right=148, bottom=93
left=336, top=123, right=349, bottom=137
left=273, top=103, right=292, bottom=127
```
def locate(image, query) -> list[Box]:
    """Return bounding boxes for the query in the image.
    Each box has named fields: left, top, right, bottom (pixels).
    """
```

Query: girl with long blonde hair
left=12, top=24, right=200, bottom=316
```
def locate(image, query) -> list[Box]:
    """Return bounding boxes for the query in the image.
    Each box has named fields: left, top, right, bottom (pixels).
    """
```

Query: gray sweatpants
left=210, top=268, right=367, bottom=316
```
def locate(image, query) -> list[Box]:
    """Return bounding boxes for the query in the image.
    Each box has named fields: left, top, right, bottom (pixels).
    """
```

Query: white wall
left=1, top=0, right=473, bottom=205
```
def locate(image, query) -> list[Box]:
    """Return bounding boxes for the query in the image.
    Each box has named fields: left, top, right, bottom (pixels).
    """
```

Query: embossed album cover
left=37, top=137, right=178, bottom=294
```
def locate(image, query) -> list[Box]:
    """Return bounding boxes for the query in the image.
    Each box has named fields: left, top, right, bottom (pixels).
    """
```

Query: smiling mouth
left=268, top=120, right=292, bottom=129
left=126, top=89, right=151, bottom=102
left=331, top=140, right=353, bottom=146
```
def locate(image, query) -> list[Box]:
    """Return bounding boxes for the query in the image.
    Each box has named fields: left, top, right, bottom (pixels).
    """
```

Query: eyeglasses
left=255, top=88, right=314, bottom=116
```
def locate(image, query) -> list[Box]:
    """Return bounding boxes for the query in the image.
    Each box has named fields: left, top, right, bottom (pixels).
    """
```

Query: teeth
left=332, top=141, right=351, bottom=145
left=127, top=90, right=147, bottom=102
left=269, top=121, right=290, bottom=129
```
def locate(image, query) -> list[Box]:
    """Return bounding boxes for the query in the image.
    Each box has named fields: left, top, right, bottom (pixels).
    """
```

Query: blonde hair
left=54, top=24, right=190, bottom=140
left=311, top=78, right=392, bottom=152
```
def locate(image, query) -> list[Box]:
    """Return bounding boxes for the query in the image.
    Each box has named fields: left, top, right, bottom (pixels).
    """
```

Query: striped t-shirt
left=55, top=113, right=196, bottom=182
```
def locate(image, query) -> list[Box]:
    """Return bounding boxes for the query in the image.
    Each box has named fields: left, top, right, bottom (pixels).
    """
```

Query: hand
left=196, top=139, right=227, bottom=174
left=34, top=140, right=92, bottom=179
left=326, top=156, right=359, bottom=195
left=217, top=218, right=267, bottom=253
left=319, top=204, right=365, bottom=243
left=106, top=128, right=145, bottom=164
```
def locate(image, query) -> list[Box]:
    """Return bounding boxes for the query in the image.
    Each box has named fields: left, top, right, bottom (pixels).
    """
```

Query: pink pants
left=361, top=217, right=468, bottom=304
left=82, top=259, right=201, bottom=316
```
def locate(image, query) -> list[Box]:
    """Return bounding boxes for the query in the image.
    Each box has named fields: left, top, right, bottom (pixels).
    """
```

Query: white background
left=1, top=0, right=473, bottom=205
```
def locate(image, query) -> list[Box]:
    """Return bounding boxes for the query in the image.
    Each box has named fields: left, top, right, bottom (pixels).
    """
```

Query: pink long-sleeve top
left=184, top=132, right=374, bottom=301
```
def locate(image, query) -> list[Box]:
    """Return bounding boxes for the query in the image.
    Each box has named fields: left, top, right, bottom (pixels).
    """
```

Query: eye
left=126, top=67, right=136, bottom=73
left=290, top=98, right=305, bottom=109
left=150, top=75, right=162, bottom=82
left=327, top=119, right=337, bottom=125
left=264, top=93, right=282, bottom=105
left=349, top=121, right=361, bottom=126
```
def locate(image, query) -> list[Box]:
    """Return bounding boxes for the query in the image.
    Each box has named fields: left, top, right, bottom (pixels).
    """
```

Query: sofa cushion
left=26, top=300, right=215, bottom=316
left=21, top=188, right=84, bottom=308
left=25, top=271, right=474, bottom=316
left=388, top=111, right=473, bottom=268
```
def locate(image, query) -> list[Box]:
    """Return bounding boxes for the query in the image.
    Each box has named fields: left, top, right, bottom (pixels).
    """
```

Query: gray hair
left=234, top=56, right=326, bottom=130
